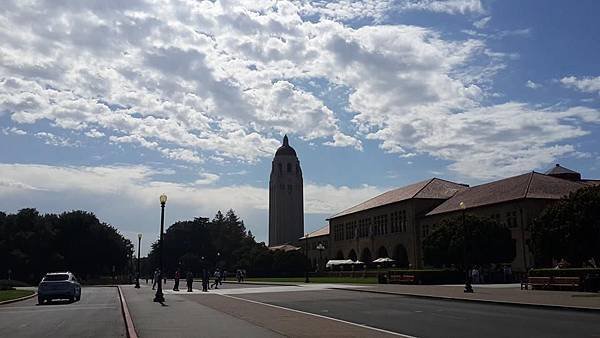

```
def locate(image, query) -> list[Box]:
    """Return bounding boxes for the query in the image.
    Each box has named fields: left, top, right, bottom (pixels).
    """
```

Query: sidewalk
left=120, top=284, right=283, bottom=338
left=334, top=283, right=600, bottom=311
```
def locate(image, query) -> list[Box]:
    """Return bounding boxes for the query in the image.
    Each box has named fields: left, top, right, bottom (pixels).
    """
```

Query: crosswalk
left=160, top=283, right=367, bottom=295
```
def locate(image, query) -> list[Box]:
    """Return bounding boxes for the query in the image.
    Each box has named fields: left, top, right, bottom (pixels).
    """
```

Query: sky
left=1, top=0, right=599, bottom=255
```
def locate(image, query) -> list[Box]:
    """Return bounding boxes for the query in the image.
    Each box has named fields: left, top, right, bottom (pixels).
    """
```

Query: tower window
left=278, top=163, right=282, bottom=174
left=287, top=163, right=291, bottom=172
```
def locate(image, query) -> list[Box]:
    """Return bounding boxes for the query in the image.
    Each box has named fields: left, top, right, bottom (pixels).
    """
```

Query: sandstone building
left=302, top=164, right=597, bottom=272
left=268, top=135, right=304, bottom=246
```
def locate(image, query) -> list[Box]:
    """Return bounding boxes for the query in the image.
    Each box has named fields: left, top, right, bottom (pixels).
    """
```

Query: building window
left=278, top=163, right=282, bottom=174
left=334, top=224, right=344, bottom=241
left=402, top=210, right=407, bottom=232
left=506, top=211, right=517, bottom=228
left=287, top=163, right=291, bottom=172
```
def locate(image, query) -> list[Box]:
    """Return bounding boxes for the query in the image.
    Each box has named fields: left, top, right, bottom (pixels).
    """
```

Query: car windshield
left=43, top=274, right=69, bottom=281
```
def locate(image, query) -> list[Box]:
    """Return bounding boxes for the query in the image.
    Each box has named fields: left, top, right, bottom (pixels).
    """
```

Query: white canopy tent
left=325, top=259, right=365, bottom=268
left=373, top=257, right=395, bottom=263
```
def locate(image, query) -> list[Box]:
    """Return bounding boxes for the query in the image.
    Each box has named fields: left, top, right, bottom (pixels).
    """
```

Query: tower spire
left=283, top=134, right=289, bottom=146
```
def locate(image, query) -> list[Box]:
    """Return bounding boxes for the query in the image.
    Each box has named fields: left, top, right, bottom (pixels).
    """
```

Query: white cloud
left=526, top=80, right=541, bottom=89
left=195, top=172, right=220, bottom=185
left=400, top=0, right=484, bottom=14
left=34, top=132, right=79, bottom=147
left=560, top=76, right=600, bottom=95
left=473, top=16, right=491, bottom=29
left=1, top=127, right=27, bottom=135
left=0, top=162, right=387, bottom=250
left=0, top=1, right=596, bottom=181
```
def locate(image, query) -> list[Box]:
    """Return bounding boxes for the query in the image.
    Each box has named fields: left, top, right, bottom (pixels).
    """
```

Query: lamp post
left=304, top=234, right=310, bottom=283
left=135, top=233, right=142, bottom=288
left=316, top=243, right=325, bottom=272
left=461, top=201, right=473, bottom=293
left=154, top=193, right=167, bottom=302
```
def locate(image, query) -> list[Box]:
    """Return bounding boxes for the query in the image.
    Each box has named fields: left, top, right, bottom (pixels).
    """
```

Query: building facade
left=316, top=164, right=596, bottom=272
left=268, top=135, right=304, bottom=246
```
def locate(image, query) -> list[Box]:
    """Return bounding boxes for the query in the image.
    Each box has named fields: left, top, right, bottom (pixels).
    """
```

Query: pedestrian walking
left=173, top=269, right=180, bottom=291
left=236, top=269, right=242, bottom=283
left=210, top=269, right=221, bottom=289
left=186, top=271, right=193, bottom=292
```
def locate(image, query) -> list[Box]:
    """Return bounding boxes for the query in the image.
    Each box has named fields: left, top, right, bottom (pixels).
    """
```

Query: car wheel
left=37, top=297, right=44, bottom=305
left=76, top=294, right=81, bottom=301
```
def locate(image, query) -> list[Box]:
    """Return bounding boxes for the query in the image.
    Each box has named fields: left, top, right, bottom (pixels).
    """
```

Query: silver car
left=38, top=272, right=81, bottom=304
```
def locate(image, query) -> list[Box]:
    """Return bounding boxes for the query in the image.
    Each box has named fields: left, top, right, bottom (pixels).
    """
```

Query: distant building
left=302, top=164, right=597, bottom=272
left=268, top=135, right=304, bottom=246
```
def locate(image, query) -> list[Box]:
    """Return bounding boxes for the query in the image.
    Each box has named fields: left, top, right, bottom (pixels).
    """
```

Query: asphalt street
left=233, top=288, right=600, bottom=338
left=0, top=287, right=125, bottom=338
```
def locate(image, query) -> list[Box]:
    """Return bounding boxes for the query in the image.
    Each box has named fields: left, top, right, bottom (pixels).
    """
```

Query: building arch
left=393, top=244, right=409, bottom=268
left=361, top=248, right=372, bottom=263
left=348, top=249, right=357, bottom=261
left=377, top=246, right=389, bottom=258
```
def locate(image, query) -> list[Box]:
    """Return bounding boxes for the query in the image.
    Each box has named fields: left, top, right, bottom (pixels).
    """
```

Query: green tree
left=532, top=185, right=600, bottom=267
left=423, top=215, right=516, bottom=268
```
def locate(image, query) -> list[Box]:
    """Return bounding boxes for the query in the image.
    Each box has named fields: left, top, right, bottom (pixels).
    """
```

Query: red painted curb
left=0, top=291, right=38, bottom=305
left=117, top=286, right=138, bottom=338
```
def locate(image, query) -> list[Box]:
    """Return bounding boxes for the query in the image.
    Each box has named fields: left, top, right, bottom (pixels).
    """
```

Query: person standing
left=152, top=269, right=159, bottom=290
left=173, top=269, right=180, bottom=291
left=186, top=271, right=193, bottom=292
left=202, top=269, right=209, bottom=292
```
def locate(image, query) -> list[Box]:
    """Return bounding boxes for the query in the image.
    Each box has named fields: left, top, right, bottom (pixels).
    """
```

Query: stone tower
left=269, top=135, right=304, bottom=246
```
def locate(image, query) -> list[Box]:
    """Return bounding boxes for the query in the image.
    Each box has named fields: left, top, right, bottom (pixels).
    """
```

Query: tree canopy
left=423, top=215, right=516, bottom=268
left=146, top=209, right=305, bottom=277
left=0, top=208, right=133, bottom=282
left=532, top=185, right=600, bottom=267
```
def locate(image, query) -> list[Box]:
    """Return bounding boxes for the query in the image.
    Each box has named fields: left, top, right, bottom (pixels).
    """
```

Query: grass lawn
left=0, top=289, right=35, bottom=302
left=245, top=276, right=378, bottom=284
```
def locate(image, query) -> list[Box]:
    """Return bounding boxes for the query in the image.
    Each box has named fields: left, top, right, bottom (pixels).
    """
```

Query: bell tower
left=269, top=135, right=304, bottom=246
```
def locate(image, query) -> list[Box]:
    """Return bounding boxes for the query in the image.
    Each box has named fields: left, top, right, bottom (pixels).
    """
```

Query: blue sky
left=1, top=0, right=599, bottom=255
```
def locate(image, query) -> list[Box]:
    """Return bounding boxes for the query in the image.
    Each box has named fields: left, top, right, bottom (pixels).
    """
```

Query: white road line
left=221, top=294, right=418, bottom=338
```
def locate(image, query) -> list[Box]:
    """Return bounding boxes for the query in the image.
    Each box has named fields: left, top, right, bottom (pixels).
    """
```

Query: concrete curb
left=222, top=281, right=301, bottom=287
left=0, top=291, right=38, bottom=305
left=117, top=286, right=138, bottom=338
left=332, top=287, right=600, bottom=313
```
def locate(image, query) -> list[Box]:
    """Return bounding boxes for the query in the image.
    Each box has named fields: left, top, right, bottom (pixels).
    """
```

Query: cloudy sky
left=1, top=0, right=599, bottom=254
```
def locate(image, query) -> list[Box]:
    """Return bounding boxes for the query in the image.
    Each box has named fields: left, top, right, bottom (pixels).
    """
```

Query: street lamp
left=316, top=243, right=325, bottom=272
left=135, top=233, right=142, bottom=288
left=154, top=193, right=167, bottom=303
left=461, top=201, right=473, bottom=293
left=304, top=233, right=310, bottom=283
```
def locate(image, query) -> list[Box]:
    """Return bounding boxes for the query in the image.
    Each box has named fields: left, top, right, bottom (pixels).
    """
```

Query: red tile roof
left=427, top=172, right=589, bottom=216
left=300, top=225, right=329, bottom=239
left=329, top=178, right=467, bottom=220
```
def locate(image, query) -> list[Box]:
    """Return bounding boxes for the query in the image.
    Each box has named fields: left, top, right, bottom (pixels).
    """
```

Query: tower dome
left=275, top=135, right=297, bottom=157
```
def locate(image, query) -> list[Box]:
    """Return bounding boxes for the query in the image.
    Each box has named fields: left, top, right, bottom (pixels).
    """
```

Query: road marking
left=163, top=283, right=367, bottom=295
left=221, top=294, right=418, bottom=338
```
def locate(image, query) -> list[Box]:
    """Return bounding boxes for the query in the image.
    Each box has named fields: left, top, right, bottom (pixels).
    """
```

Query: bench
left=525, top=276, right=551, bottom=290
left=550, top=276, right=580, bottom=290
left=388, top=274, right=416, bottom=284
left=523, top=276, right=580, bottom=290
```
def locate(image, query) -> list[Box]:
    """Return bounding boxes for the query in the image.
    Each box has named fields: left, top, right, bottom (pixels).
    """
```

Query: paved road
left=232, top=288, right=600, bottom=338
left=0, top=287, right=125, bottom=338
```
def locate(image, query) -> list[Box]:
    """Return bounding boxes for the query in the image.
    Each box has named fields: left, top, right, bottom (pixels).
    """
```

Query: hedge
left=528, top=268, right=600, bottom=278
left=387, top=269, right=464, bottom=284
